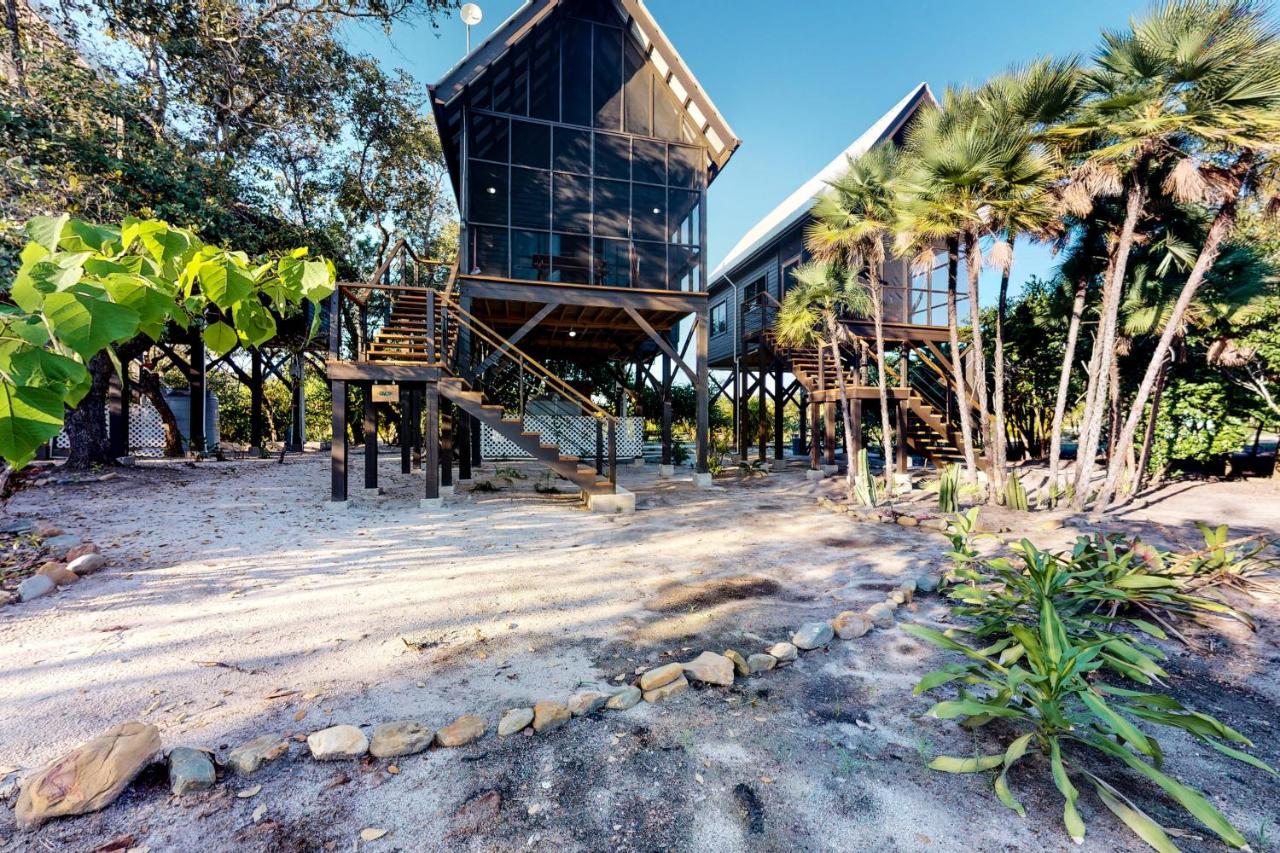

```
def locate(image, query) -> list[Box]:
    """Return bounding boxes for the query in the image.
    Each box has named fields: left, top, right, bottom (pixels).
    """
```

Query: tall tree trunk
left=1107, top=342, right=1122, bottom=462
left=1134, top=352, right=1169, bottom=494
left=1073, top=176, right=1145, bottom=510
left=1047, top=273, right=1088, bottom=494
left=826, top=315, right=858, bottom=502
left=992, top=235, right=1014, bottom=500
left=963, top=232, right=991, bottom=458
left=137, top=364, right=184, bottom=457
left=1098, top=171, right=1246, bottom=509
left=64, top=353, right=115, bottom=469
left=871, top=263, right=894, bottom=499
left=4, top=0, right=25, bottom=98
left=945, top=236, right=978, bottom=486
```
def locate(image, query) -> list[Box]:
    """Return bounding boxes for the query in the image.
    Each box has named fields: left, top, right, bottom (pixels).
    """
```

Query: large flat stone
left=605, top=686, right=641, bottom=710
left=16, top=721, right=160, bottom=829
left=18, top=574, right=56, bottom=602
left=792, top=622, right=834, bottom=650
left=369, top=721, right=432, bottom=758
left=638, top=662, right=683, bottom=692
left=436, top=715, right=487, bottom=747
left=169, top=747, right=215, bottom=796
left=498, top=708, right=534, bottom=737
left=226, top=734, right=289, bottom=775
left=643, top=675, right=688, bottom=703
left=532, top=701, right=570, bottom=734
left=682, top=651, right=734, bottom=686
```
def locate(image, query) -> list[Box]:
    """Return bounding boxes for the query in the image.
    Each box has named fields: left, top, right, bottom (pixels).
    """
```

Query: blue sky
left=346, top=0, right=1151, bottom=304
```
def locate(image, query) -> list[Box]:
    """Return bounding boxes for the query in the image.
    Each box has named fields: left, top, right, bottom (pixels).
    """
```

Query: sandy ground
left=0, top=454, right=1277, bottom=852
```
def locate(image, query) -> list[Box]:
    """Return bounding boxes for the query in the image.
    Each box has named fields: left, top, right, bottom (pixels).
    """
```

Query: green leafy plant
left=906, top=606, right=1273, bottom=851
left=943, top=508, right=985, bottom=576
left=853, top=448, right=878, bottom=507
left=493, top=466, right=527, bottom=480
left=672, top=439, right=691, bottom=467
left=1, top=215, right=334, bottom=467
left=1003, top=471, right=1029, bottom=511
left=1171, top=523, right=1280, bottom=595
left=736, top=458, right=769, bottom=478
left=939, top=463, right=960, bottom=513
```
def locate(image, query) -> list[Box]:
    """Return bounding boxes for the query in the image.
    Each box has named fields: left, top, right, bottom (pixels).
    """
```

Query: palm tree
left=808, top=145, right=902, bottom=496
left=1059, top=0, right=1280, bottom=510
left=775, top=261, right=873, bottom=500
left=1094, top=0, right=1280, bottom=509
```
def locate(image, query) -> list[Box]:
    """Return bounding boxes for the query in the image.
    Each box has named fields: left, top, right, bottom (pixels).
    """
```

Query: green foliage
left=671, top=439, right=691, bottom=467
left=1147, top=374, right=1252, bottom=476
left=1002, top=471, right=1029, bottom=511
left=0, top=216, right=333, bottom=466
left=853, top=448, right=878, bottom=507
left=943, top=508, right=985, bottom=575
left=939, top=463, right=960, bottom=513
left=907, top=602, right=1271, bottom=850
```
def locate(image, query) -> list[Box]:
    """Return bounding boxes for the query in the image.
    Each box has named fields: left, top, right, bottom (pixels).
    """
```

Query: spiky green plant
left=852, top=448, right=878, bottom=507
left=1003, top=471, right=1029, bottom=511
left=939, top=463, right=960, bottom=513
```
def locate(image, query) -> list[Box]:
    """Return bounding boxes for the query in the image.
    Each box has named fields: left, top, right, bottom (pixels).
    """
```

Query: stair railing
left=435, top=293, right=619, bottom=488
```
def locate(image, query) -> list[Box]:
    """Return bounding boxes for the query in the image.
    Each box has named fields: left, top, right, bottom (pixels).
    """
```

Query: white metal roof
left=709, top=82, right=936, bottom=282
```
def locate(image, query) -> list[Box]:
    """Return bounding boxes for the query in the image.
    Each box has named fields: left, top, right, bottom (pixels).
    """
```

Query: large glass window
left=710, top=301, right=727, bottom=336
left=560, top=18, right=592, bottom=127
left=469, top=112, right=508, bottom=162
left=469, top=161, right=508, bottom=225
left=592, top=24, right=623, bottom=130
left=512, top=120, right=550, bottom=168
left=667, top=189, right=699, bottom=245
left=669, top=245, right=701, bottom=292
left=528, top=26, right=560, bottom=122
left=594, top=132, right=630, bottom=180
left=551, top=234, right=592, bottom=284
left=669, top=144, right=700, bottom=188
left=553, top=173, right=591, bottom=234
left=632, top=139, right=665, bottom=185
left=623, top=42, right=651, bottom=137
left=469, top=226, right=508, bottom=277
left=593, top=179, right=629, bottom=237
left=511, top=167, right=550, bottom=230
left=632, top=240, right=665, bottom=288
left=594, top=238, right=630, bottom=287
left=553, top=126, right=591, bottom=174
left=512, top=230, right=551, bottom=281
left=632, top=183, right=665, bottom=242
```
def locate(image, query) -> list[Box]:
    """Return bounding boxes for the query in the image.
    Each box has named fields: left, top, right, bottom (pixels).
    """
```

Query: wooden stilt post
left=773, top=364, right=784, bottom=461
left=695, top=310, right=709, bottom=473
left=331, top=380, right=348, bottom=502
left=852, top=398, right=863, bottom=462
left=757, top=367, right=767, bottom=463
left=440, top=400, right=454, bottom=488
left=400, top=384, right=412, bottom=474
left=731, top=360, right=740, bottom=456
left=250, top=348, right=264, bottom=454
left=188, top=328, right=205, bottom=456
left=289, top=352, right=305, bottom=452
left=363, top=385, right=378, bottom=490
left=897, top=400, right=910, bottom=474
left=798, top=389, right=808, bottom=458
left=424, top=383, right=439, bottom=500
left=470, top=412, right=482, bottom=468
left=458, top=409, right=472, bottom=481
left=660, top=353, right=672, bottom=466
left=810, top=393, right=820, bottom=470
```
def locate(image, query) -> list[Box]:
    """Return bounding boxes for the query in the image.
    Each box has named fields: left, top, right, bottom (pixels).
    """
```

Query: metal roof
left=430, top=0, right=740, bottom=180
left=709, top=82, right=936, bottom=283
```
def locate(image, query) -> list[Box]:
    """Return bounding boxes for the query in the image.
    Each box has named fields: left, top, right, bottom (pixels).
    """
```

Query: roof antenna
left=460, top=3, right=483, bottom=53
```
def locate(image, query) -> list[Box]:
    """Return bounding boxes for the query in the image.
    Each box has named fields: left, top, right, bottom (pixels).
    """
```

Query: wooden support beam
left=289, top=353, right=305, bottom=452
left=440, top=400, right=454, bottom=488
left=625, top=306, right=697, bottom=384
left=660, top=354, right=672, bottom=466
left=897, top=400, right=909, bottom=474
left=424, top=383, right=439, bottom=500
left=476, top=301, right=560, bottom=373
left=188, top=330, right=206, bottom=455
left=250, top=349, right=264, bottom=452
left=331, top=380, right=348, bottom=502
left=108, top=368, right=129, bottom=459
left=773, top=365, right=784, bottom=461
left=400, top=383, right=412, bottom=474
left=458, top=409, right=472, bottom=480
left=809, top=393, right=820, bottom=470
left=695, top=310, right=709, bottom=473
left=363, top=386, right=378, bottom=490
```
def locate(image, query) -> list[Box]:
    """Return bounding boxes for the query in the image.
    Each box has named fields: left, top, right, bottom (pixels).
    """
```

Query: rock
left=43, top=534, right=82, bottom=555
left=605, top=686, right=641, bottom=711
left=36, top=561, right=78, bottom=586
left=896, top=515, right=919, bottom=527
left=791, top=622, right=834, bottom=650
left=638, top=662, right=683, bottom=692
left=923, top=517, right=949, bottom=531
left=169, top=747, right=215, bottom=795
left=226, top=734, right=289, bottom=775
left=866, top=603, right=894, bottom=628
left=746, top=653, right=777, bottom=674
left=0, top=518, right=34, bottom=534
left=64, top=543, right=100, bottom=562
left=831, top=611, right=871, bottom=640
left=767, top=642, right=798, bottom=664
left=18, top=574, right=56, bottom=602
left=307, top=725, right=369, bottom=760
left=643, top=674, right=689, bottom=703
left=66, top=553, right=108, bottom=576
left=33, top=522, right=63, bottom=538
left=532, top=701, right=571, bottom=734
left=16, top=721, right=160, bottom=829
left=682, top=651, right=735, bottom=686
left=498, top=708, right=534, bottom=737
left=916, top=574, right=942, bottom=594
left=436, top=715, right=487, bottom=748
left=567, top=690, right=609, bottom=717
left=724, top=649, right=750, bottom=677
left=369, top=721, right=432, bottom=758
left=889, top=589, right=909, bottom=605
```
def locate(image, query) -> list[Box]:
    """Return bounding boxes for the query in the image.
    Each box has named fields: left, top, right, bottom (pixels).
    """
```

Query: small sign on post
left=371, top=384, right=400, bottom=403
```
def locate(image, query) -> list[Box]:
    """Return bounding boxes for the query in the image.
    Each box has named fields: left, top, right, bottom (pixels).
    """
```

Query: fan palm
left=808, top=144, right=902, bottom=495
left=1092, top=0, right=1280, bottom=509
left=774, top=261, right=873, bottom=500
left=1057, top=0, right=1280, bottom=509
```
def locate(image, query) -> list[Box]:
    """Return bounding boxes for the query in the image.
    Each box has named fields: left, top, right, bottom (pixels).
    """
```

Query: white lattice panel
left=53, top=392, right=219, bottom=457
left=481, top=416, right=645, bottom=460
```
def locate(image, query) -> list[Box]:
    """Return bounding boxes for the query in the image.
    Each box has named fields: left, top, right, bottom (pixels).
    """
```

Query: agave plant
left=1002, top=471, right=1030, bottom=511
left=852, top=448, right=878, bottom=507
left=939, top=463, right=960, bottom=513
left=906, top=601, right=1273, bottom=851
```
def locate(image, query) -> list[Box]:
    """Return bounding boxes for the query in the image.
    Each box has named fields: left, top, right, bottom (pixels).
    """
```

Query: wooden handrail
left=439, top=294, right=617, bottom=425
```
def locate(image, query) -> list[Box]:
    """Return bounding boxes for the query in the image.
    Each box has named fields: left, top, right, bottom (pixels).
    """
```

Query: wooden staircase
left=360, top=287, right=618, bottom=496
left=764, top=331, right=984, bottom=470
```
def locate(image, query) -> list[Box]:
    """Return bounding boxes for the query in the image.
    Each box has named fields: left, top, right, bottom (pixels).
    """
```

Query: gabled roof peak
left=710, top=82, right=936, bottom=282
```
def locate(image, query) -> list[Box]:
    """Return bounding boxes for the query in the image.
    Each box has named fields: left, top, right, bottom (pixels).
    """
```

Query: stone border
left=10, top=559, right=945, bottom=833
left=1, top=521, right=110, bottom=608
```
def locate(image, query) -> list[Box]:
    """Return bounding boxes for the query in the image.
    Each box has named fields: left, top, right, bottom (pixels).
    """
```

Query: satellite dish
left=460, top=3, right=483, bottom=25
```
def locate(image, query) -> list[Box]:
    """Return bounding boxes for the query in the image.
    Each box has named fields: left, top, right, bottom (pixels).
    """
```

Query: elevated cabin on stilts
left=706, top=82, right=987, bottom=477
left=324, top=0, right=739, bottom=509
